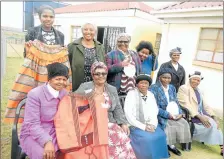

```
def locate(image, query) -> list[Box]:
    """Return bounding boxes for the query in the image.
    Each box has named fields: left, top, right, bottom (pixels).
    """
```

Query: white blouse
left=124, top=90, right=159, bottom=131
left=47, top=83, right=59, bottom=98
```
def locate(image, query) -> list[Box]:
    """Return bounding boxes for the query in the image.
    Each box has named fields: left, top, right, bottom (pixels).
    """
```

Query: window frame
left=194, top=27, right=223, bottom=65
left=70, top=25, right=82, bottom=42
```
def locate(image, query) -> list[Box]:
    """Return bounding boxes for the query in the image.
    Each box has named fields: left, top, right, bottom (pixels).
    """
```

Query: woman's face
left=39, top=9, right=55, bottom=29
left=138, top=48, right=150, bottom=61
left=92, top=68, right=107, bottom=85
left=117, top=36, right=130, bottom=52
left=82, top=24, right=96, bottom=41
left=137, top=80, right=149, bottom=94
left=48, top=76, right=68, bottom=91
left=190, top=77, right=201, bottom=89
left=171, top=53, right=180, bottom=63
left=160, top=73, right=172, bottom=87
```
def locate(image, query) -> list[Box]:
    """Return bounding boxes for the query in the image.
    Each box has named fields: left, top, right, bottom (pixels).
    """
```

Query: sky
left=1, top=2, right=177, bottom=29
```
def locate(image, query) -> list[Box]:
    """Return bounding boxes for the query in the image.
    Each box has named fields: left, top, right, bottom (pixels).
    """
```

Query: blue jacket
left=149, top=82, right=182, bottom=129
left=141, top=55, right=158, bottom=75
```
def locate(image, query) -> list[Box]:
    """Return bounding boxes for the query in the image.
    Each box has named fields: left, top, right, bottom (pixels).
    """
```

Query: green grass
left=1, top=58, right=223, bottom=159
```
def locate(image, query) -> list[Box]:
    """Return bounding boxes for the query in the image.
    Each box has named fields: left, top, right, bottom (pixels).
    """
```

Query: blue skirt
left=130, top=126, right=169, bottom=159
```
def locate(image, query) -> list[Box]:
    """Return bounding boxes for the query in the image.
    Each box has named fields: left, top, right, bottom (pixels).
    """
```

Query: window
left=53, top=25, right=62, bottom=32
left=154, top=33, right=162, bottom=55
left=195, top=28, right=223, bottom=64
left=71, top=26, right=82, bottom=42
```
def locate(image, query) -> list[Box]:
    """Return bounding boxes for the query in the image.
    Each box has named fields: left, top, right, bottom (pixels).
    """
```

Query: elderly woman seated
left=106, top=33, right=141, bottom=95
left=54, top=61, right=136, bottom=159
left=177, top=71, right=223, bottom=156
left=19, top=63, right=69, bottom=159
left=149, top=68, right=191, bottom=156
left=124, top=74, right=169, bottom=159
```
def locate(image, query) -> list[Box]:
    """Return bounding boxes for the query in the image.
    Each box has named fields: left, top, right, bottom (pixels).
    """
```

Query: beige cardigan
left=177, top=83, right=215, bottom=117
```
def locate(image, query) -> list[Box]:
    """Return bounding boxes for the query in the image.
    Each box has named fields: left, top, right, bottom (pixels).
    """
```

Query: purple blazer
left=20, top=83, right=67, bottom=157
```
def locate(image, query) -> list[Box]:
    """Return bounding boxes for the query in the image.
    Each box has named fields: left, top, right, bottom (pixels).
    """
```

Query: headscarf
left=136, top=74, right=152, bottom=85
left=169, top=47, right=182, bottom=57
left=189, top=71, right=204, bottom=80
left=47, top=62, right=69, bottom=80
left=91, top=61, right=108, bottom=76
left=116, top=33, right=131, bottom=42
left=157, top=68, right=173, bottom=79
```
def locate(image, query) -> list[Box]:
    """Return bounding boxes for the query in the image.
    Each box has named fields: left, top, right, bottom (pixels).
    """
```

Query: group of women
left=4, top=5, right=223, bottom=159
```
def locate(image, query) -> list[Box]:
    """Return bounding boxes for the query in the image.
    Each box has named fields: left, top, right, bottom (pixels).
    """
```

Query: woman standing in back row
left=157, top=47, right=185, bottom=92
left=68, top=23, right=105, bottom=91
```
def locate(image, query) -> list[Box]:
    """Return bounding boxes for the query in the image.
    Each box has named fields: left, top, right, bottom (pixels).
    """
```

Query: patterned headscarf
left=91, top=61, right=108, bottom=76
left=116, top=33, right=131, bottom=42
left=169, top=47, right=182, bottom=57
left=189, top=71, right=204, bottom=80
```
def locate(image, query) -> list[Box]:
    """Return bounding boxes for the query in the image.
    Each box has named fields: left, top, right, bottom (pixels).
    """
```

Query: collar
left=47, top=83, right=59, bottom=98
left=43, top=83, right=67, bottom=101
left=162, top=84, right=169, bottom=92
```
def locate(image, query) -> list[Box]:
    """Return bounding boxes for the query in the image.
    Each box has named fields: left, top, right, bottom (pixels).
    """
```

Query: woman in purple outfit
left=19, top=62, right=69, bottom=159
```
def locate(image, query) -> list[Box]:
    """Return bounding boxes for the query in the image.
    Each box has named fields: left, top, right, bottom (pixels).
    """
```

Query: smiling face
left=190, top=77, right=201, bottom=89
left=39, top=9, right=55, bottom=29
left=92, top=68, right=107, bottom=85
left=117, top=36, right=130, bottom=52
left=48, top=76, right=67, bottom=91
left=138, top=48, right=150, bottom=61
left=171, top=53, right=180, bottom=63
left=159, top=73, right=172, bottom=87
left=82, top=23, right=96, bottom=41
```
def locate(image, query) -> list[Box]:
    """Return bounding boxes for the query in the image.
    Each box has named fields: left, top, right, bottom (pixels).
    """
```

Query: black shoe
left=181, top=143, right=191, bottom=151
left=168, top=152, right=170, bottom=157
left=221, top=151, right=223, bottom=156
left=168, top=146, right=182, bottom=156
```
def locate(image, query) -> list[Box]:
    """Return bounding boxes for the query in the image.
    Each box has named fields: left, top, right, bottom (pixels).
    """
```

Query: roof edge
left=151, top=6, right=223, bottom=14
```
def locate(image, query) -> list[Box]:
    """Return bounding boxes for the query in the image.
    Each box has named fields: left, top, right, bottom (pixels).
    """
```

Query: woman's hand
left=121, top=59, right=130, bottom=67
left=43, top=141, right=55, bottom=159
left=25, top=40, right=33, bottom=47
left=145, top=124, right=155, bottom=132
left=174, top=114, right=183, bottom=121
left=121, top=124, right=130, bottom=136
left=198, top=115, right=211, bottom=128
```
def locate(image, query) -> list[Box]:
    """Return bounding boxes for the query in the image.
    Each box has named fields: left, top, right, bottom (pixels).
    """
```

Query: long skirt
left=165, top=118, right=191, bottom=145
left=193, top=117, right=223, bottom=145
left=130, top=126, right=169, bottom=159
left=108, top=123, right=136, bottom=159
left=4, top=39, right=72, bottom=123
left=61, top=123, right=136, bottom=159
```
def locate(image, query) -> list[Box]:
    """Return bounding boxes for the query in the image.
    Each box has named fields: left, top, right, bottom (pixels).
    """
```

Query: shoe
left=168, top=152, right=170, bottom=157
left=221, top=151, right=223, bottom=156
left=181, top=143, right=191, bottom=151
left=168, top=146, right=182, bottom=156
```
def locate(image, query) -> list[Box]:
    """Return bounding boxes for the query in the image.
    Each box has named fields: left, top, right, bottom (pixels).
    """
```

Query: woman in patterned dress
left=71, top=61, right=136, bottom=159
left=68, top=23, right=105, bottom=91
left=106, top=33, right=141, bottom=95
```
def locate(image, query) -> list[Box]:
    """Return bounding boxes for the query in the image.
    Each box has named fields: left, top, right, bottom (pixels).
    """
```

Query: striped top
left=120, top=60, right=136, bottom=94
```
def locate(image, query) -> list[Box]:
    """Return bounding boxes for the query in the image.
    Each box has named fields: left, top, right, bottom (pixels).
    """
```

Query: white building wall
left=157, top=22, right=223, bottom=113
left=34, top=10, right=161, bottom=45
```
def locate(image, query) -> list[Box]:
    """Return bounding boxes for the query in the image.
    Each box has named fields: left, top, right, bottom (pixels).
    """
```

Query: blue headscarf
left=157, top=68, right=173, bottom=79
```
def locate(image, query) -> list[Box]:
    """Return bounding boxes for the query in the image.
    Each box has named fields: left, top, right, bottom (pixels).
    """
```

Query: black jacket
left=24, top=25, right=64, bottom=57
left=157, top=61, right=186, bottom=92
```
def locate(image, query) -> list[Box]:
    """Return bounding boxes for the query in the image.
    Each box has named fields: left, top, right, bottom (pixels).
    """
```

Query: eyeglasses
left=93, top=72, right=108, bottom=77
left=117, top=41, right=129, bottom=44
